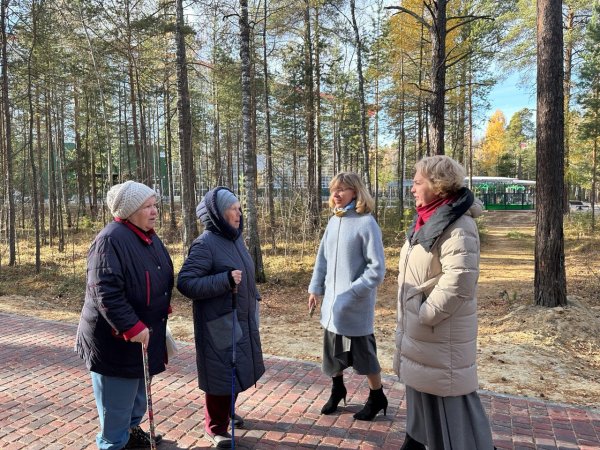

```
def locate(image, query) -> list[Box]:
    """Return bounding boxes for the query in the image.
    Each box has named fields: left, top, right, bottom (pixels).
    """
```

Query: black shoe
left=124, top=425, right=163, bottom=449
left=321, top=375, right=347, bottom=415
left=231, top=413, right=244, bottom=428
left=206, top=431, right=232, bottom=448
left=399, top=433, right=426, bottom=450
left=353, top=387, right=388, bottom=421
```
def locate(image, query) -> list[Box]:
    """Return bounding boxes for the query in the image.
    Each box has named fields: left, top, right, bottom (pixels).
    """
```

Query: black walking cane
left=230, top=283, right=238, bottom=450
left=141, top=342, right=157, bottom=450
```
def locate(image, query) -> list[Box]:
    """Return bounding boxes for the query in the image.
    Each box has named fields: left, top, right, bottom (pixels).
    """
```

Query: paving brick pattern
left=0, top=312, right=598, bottom=449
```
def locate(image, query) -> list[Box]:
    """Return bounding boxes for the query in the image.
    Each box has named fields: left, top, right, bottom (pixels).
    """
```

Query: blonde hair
left=414, top=155, right=465, bottom=198
left=328, top=172, right=374, bottom=214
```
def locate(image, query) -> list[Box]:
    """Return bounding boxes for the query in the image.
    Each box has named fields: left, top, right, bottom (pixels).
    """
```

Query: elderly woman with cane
left=76, top=180, right=174, bottom=449
left=177, top=186, right=265, bottom=448
left=394, top=155, right=496, bottom=450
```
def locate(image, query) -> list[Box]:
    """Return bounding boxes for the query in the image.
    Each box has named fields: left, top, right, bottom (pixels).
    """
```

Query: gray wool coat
left=177, top=189, right=264, bottom=396
left=308, top=209, right=386, bottom=337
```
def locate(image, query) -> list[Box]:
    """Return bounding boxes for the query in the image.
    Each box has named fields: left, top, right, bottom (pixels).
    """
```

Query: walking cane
left=230, top=284, right=238, bottom=450
left=141, top=342, right=157, bottom=450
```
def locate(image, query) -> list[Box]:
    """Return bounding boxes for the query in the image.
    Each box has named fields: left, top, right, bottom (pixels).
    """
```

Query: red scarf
left=115, top=217, right=155, bottom=245
left=415, top=196, right=454, bottom=232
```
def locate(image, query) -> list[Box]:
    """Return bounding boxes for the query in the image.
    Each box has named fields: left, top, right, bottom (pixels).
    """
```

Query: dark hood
left=408, top=187, right=476, bottom=252
left=196, top=186, right=243, bottom=241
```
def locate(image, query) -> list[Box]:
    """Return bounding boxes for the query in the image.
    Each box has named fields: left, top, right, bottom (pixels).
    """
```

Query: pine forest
left=0, top=0, right=598, bottom=297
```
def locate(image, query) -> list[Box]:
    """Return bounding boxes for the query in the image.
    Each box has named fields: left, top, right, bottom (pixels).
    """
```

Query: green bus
left=469, top=176, right=535, bottom=210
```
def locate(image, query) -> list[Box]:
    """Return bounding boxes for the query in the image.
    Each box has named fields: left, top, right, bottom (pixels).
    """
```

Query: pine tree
left=577, top=0, right=600, bottom=230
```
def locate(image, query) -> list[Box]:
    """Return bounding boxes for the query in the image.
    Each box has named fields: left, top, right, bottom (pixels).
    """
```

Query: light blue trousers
left=91, top=372, right=147, bottom=450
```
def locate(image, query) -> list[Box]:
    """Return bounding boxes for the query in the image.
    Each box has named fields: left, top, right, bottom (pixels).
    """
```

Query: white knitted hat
left=106, top=181, right=157, bottom=219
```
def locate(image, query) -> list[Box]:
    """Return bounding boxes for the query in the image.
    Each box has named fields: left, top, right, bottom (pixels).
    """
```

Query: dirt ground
left=1, top=211, right=598, bottom=409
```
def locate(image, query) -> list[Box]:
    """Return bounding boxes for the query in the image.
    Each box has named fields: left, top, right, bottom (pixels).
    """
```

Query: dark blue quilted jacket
left=177, top=187, right=265, bottom=395
left=76, top=221, right=174, bottom=377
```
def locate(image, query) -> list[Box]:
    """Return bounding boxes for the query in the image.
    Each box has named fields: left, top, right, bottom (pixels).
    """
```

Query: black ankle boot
left=321, top=375, right=347, bottom=414
left=353, top=386, right=388, bottom=421
left=399, top=433, right=426, bottom=450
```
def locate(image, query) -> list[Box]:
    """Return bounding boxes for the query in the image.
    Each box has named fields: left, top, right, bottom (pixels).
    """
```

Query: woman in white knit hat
left=76, top=180, right=174, bottom=450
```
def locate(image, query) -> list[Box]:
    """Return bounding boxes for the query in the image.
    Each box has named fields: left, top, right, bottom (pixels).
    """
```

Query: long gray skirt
left=406, top=386, right=495, bottom=450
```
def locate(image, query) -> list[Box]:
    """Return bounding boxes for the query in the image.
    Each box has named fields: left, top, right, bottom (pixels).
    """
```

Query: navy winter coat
left=76, top=220, right=174, bottom=378
left=177, top=187, right=265, bottom=395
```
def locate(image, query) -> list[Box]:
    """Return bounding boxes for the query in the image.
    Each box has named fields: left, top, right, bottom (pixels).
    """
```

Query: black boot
left=399, top=433, right=426, bottom=450
left=321, top=375, right=347, bottom=415
left=353, top=386, right=388, bottom=421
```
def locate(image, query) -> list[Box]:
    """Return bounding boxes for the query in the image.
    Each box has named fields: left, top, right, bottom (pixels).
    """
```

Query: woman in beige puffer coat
left=394, top=155, right=496, bottom=450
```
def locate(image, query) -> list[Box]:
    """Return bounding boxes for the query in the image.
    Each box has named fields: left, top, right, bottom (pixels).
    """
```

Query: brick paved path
left=0, top=312, right=598, bottom=450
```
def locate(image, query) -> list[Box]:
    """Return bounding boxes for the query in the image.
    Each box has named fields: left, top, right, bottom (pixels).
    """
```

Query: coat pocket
left=206, top=312, right=242, bottom=351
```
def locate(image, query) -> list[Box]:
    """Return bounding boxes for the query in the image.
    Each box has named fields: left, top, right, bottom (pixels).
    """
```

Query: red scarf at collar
left=414, top=195, right=455, bottom=232
left=115, top=217, right=155, bottom=245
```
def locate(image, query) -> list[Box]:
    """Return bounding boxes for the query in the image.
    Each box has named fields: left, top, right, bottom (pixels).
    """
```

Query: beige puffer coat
left=394, top=189, right=483, bottom=397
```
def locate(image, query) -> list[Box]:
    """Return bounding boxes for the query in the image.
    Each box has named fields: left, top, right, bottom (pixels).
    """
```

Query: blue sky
left=478, top=71, right=536, bottom=137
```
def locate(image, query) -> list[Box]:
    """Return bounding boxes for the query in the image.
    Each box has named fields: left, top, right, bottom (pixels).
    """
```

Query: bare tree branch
left=385, top=6, right=431, bottom=30
left=447, top=16, right=494, bottom=34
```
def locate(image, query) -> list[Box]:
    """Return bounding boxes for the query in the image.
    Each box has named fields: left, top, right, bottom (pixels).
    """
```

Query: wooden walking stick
left=142, top=342, right=157, bottom=450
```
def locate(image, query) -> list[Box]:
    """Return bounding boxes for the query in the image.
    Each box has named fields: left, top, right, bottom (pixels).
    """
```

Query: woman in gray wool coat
left=308, top=172, right=387, bottom=421
left=177, top=187, right=264, bottom=449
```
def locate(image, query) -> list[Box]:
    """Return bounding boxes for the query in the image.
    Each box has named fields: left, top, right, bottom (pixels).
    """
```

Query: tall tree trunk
left=563, top=6, right=574, bottom=214
left=56, top=97, right=72, bottom=230
left=262, top=0, right=276, bottom=250
left=78, top=1, right=112, bottom=188
left=592, top=138, right=597, bottom=232
left=212, top=73, right=222, bottom=186
left=35, top=97, right=46, bottom=243
left=239, top=0, right=265, bottom=282
left=535, top=0, right=567, bottom=307
left=164, top=83, right=177, bottom=230
left=123, top=82, right=132, bottom=177
left=136, top=67, right=151, bottom=184
left=126, top=3, right=142, bottom=181
left=374, top=76, right=379, bottom=220
left=55, top=102, right=65, bottom=252
left=27, top=0, right=40, bottom=272
left=350, top=0, right=371, bottom=190
left=74, top=88, right=87, bottom=215
left=398, top=51, right=406, bottom=220
left=456, top=62, right=467, bottom=164
left=85, top=96, right=97, bottom=220
left=314, top=5, right=323, bottom=227
left=1, top=0, right=15, bottom=265
left=467, top=59, right=474, bottom=186
left=417, top=19, right=425, bottom=159
left=175, top=0, right=198, bottom=251
left=304, top=1, right=319, bottom=230
left=430, top=0, right=447, bottom=155
left=46, top=96, right=57, bottom=244
left=226, top=123, right=233, bottom=188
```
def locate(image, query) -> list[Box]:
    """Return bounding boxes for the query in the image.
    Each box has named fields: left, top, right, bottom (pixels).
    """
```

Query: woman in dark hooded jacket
left=177, top=186, right=265, bottom=448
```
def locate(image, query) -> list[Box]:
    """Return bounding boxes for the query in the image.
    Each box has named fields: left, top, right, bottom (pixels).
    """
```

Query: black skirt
left=321, top=329, right=381, bottom=376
